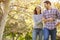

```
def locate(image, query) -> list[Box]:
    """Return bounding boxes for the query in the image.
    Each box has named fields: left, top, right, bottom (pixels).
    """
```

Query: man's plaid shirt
left=43, top=8, right=60, bottom=30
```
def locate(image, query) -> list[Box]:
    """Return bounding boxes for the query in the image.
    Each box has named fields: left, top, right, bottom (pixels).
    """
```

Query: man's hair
left=44, top=1, right=51, bottom=5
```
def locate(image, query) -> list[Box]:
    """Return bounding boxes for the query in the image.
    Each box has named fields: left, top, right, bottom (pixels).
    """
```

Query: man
left=42, top=1, right=60, bottom=40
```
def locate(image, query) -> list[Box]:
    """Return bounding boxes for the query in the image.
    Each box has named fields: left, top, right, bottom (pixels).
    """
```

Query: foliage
left=1, top=0, right=60, bottom=40
left=2, top=0, right=41, bottom=40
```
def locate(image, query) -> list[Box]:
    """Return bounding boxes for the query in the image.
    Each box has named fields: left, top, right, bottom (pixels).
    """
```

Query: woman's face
left=36, top=6, right=41, bottom=14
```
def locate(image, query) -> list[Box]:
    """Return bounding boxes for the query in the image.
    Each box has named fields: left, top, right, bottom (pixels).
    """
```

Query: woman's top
left=33, top=14, right=43, bottom=29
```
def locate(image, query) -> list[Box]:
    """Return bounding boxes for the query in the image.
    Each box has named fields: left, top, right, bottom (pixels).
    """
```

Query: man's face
left=44, top=3, right=51, bottom=9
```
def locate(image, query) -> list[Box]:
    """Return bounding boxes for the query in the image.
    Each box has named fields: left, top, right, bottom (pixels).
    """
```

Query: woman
left=32, top=5, right=43, bottom=40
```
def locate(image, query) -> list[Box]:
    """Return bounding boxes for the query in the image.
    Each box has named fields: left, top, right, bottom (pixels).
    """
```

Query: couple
left=32, top=1, right=60, bottom=40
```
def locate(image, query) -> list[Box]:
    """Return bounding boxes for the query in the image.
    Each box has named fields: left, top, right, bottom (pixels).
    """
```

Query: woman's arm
left=42, top=17, right=47, bottom=23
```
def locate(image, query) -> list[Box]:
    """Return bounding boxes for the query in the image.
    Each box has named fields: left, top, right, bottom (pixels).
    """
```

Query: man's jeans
left=43, top=28, right=57, bottom=40
left=32, top=28, right=43, bottom=40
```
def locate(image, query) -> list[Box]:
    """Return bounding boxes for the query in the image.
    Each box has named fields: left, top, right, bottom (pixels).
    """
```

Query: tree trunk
left=0, top=2, right=9, bottom=40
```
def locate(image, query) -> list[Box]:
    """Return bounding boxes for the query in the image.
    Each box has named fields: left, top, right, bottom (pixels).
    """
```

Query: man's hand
left=56, top=22, right=60, bottom=26
left=47, top=18, right=54, bottom=22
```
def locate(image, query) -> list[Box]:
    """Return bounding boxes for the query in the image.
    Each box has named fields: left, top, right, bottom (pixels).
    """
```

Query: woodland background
left=0, top=0, right=60, bottom=40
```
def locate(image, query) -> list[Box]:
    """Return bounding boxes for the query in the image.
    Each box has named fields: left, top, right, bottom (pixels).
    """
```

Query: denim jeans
left=32, top=28, right=43, bottom=40
left=43, top=28, right=57, bottom=40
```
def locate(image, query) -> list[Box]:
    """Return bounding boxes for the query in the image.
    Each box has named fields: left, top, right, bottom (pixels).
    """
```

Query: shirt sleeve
left=56, top=9, right=60, bottom=22
left=42, top=11, right=46, bottom=19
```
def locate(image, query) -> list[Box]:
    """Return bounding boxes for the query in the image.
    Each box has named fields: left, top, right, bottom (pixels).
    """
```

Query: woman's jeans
left=32, top=28, right=43, bottom=40
left=43, top=28, right=57, bottom=40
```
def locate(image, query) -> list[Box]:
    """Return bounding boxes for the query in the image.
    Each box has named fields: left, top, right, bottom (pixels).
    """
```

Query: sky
left=49, top=0, right=59, bottom=2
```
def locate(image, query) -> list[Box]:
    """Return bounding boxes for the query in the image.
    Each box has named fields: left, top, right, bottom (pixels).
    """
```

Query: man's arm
left=42, top=17, right=54, bottom=23
left=56, top=9, right=60, bottom=26
left=42, top=11, right=48, bottom=23
left=42, top=11, right=54, bottom=23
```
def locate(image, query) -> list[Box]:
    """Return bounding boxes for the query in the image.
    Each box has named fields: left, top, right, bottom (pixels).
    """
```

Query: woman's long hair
left=34, top=6, right=41, bottom=15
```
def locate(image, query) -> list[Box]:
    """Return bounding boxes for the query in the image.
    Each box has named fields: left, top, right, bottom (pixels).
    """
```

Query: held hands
left=42, top=18, right=54, bottom=23
left=47, top=18, right=54, bottom=22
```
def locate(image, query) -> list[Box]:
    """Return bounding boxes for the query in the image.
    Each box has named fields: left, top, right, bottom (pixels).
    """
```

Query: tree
left=0, top=0, right=10, bottom=40
left=2, top=0, right=41, bottom=40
